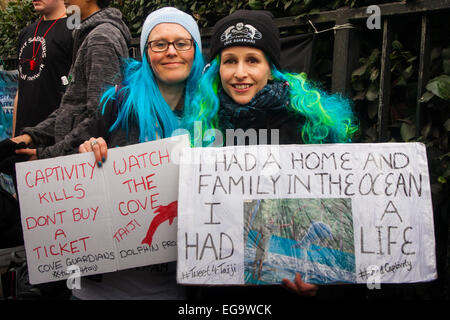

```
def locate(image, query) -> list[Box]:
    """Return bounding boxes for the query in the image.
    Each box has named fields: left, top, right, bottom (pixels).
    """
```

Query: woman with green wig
left=182, top=10, right=358, bottom=147
left=182, top=10, right=359, bottom=299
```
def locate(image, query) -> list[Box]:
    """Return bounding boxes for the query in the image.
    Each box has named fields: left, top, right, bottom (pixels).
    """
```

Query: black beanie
left=209, top=10, right=281, bottom=67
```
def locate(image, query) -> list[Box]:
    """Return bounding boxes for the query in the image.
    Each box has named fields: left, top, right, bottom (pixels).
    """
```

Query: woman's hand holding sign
left=282, top=272, right=318, bottom=297
left=79, top=137, right=108, bottom=167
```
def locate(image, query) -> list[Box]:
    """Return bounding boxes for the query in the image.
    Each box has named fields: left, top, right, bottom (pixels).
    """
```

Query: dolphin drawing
left=141, top=201, right=177, bottom=246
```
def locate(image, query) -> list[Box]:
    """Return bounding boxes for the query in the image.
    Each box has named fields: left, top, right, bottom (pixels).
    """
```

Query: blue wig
left=100, top=42, right=205, bottom=142
left=181, top=56, right=221, bottom=146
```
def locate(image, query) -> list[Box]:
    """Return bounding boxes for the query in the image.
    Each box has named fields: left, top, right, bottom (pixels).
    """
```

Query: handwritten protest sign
left=15, top=135, right=188, bottom=284
left=177, top=143, right=436, bottom=285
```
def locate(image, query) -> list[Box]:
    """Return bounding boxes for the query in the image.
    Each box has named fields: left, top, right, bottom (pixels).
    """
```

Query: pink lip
left=162, top=62, right=184, bottom=67
left=231, top=83, right=253, bottom=93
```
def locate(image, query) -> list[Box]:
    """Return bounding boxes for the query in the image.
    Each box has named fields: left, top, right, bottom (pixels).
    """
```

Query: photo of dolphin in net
left=293, top=221, right=334, bottom=249
left=244, top=198, right=355, bottom=285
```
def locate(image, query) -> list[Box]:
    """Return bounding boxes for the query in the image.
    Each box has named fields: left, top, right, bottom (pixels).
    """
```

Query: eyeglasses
left=147, top=39, right=194, bottom=52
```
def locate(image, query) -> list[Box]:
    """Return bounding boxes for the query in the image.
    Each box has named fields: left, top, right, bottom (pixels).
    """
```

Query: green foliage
left=248, top=0, right=402, bottom=18
left=422, top=74, right=450, bottom=101
left=0, top=0, right=38, bottom=59
left=0, top=0, right=407, bottom=59
left=111, top=0, right=405, bottom=37
left=110, top=0, right=156, bottom=37
left=351, top=28, right=450, bottom=194
left=110, top=0, right=251, bottom=37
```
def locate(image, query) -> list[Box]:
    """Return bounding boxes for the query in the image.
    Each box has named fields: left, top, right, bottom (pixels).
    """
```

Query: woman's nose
left=234, top=62, right=247, bottom=79
left=166, top=43, right=178, bottom=56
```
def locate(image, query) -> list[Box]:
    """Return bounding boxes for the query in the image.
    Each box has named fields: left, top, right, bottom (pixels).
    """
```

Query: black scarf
left=218, top=80, right=290, bottom=130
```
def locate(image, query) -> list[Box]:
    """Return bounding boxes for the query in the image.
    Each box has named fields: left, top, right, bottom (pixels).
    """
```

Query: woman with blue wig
left=79, top=6, right=204, bottom=163
left=185, top=10, right=358, bottom=300
left=76, top=7, right=204, bottom=300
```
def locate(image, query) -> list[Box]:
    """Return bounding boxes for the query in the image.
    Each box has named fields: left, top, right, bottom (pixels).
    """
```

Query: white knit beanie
left=140, top=7, right=202, bottom=57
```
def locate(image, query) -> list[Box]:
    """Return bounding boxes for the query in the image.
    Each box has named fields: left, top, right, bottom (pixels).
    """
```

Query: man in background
left=13, top=0, right=73, bottom=137
left=3, top=2, right=72, bottom=300
left=11, top=0, right=131, bottom=160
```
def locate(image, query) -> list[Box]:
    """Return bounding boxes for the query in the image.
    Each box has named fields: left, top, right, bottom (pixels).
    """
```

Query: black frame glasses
left=147, top=39, right=194, bottom=52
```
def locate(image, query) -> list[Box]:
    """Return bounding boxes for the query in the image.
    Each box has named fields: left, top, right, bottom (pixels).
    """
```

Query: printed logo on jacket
left=18, top=36, right=47, bottom=81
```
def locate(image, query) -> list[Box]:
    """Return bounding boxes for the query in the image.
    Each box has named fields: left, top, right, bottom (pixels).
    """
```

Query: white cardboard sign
left=16, top=135, right=189, bottom=284
left=177, top=143, right=437, bottom=285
